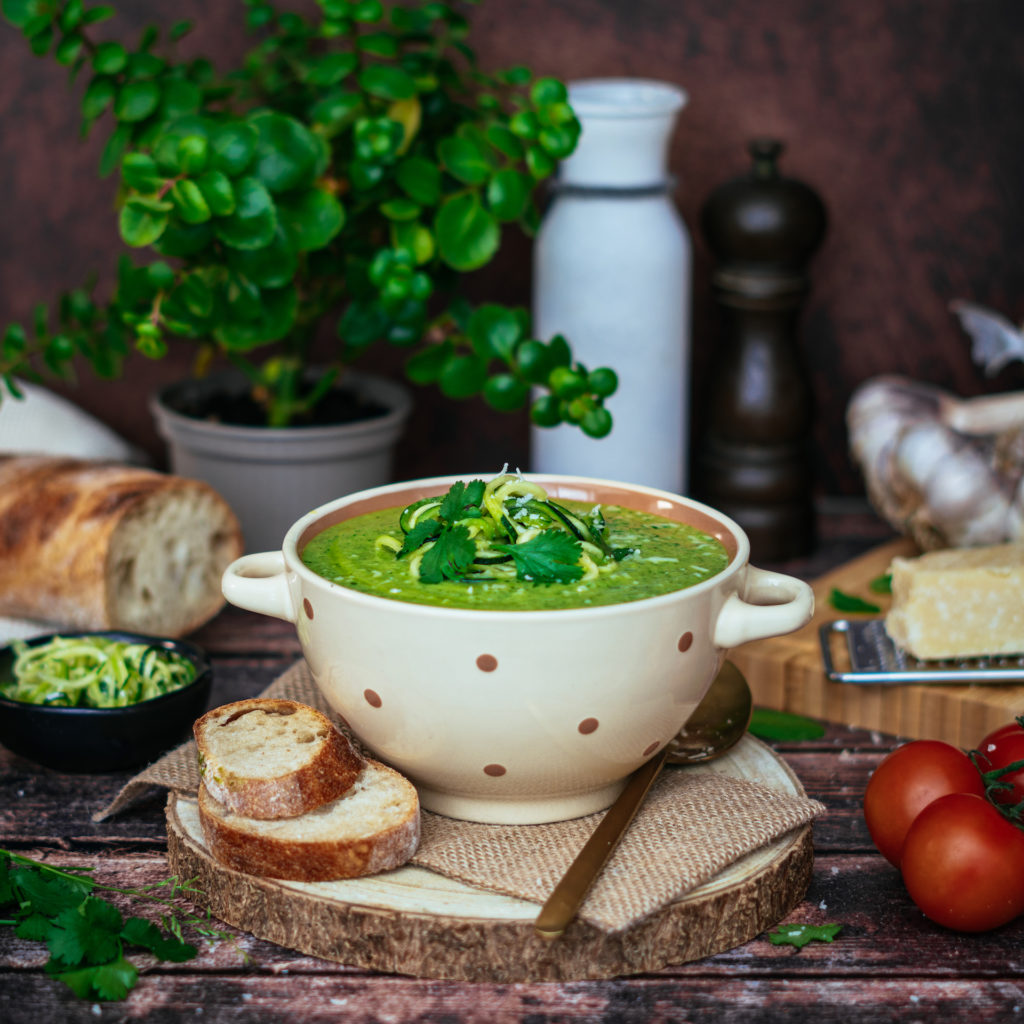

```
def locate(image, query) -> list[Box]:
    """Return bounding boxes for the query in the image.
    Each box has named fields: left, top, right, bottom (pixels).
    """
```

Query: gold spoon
left=534, top=660, right=754, bottom=940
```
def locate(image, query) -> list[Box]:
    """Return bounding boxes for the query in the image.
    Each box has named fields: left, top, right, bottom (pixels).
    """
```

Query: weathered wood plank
left=1, top=973, right=1022, bottom=1024
left=5, top=853, right=1024, bottom=979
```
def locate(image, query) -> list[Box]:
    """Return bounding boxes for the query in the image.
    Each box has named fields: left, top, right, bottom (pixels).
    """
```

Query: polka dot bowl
left=221, top=474, right=813, bottom=824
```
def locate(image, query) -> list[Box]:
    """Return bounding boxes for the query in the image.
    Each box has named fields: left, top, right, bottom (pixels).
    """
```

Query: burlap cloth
left=95, top=660, right=824, bottom=933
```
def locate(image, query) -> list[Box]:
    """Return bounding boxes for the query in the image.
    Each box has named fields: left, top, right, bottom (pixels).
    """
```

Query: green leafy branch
left=0, top=848, right=245, bottom=1002
left=0, top=0, right=618, bottom=433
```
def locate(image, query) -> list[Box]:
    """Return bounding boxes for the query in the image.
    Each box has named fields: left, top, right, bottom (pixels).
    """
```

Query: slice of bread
left=194, top=699, right=364, bottom=820
left=197, top=759, right=421, bottom=881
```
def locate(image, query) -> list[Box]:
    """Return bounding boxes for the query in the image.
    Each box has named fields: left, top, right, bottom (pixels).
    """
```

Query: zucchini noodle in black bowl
left=0, top=631, right=212, bottom=772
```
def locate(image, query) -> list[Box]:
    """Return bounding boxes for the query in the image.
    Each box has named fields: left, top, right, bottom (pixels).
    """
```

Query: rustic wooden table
left=2, top=511, right=1023, bottom=1023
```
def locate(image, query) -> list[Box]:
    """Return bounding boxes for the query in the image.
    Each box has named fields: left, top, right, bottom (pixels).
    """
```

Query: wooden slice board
left=166, top=736, right=813, bottom=982
left=731, top=538, right=1024, bottom=748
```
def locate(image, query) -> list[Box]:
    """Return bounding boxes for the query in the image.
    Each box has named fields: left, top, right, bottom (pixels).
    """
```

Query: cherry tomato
left=863, top=739, right=985, bottom=866
left=977, top=720, right=1024, bottom=806
left=900, top=792, right=1024, bottom=931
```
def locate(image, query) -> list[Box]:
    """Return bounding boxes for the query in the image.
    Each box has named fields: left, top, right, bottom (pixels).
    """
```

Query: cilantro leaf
left=122, top=916, right=198, bottom=962
left=493, top=530, right=583, bottom=583
left=828, top=587, right=881, bottom=614
left=50, top=956, right=138, bottom=1001
left=438, top=479, right=485, bottom=522
left=418, top=525, right=477, bottom=583
left=0, top=854, right=14, bottom=906
left=15, top=913, right=56, bottom=942
left=463, top=478, right=485, bottom=508
left=767, top=922, right=842, bottom=950
left=398, top=517, right=442, bottom=557
left=12, top=867, right=93, bottom=916
left=0, top=849, right=214, bottom=1003
left=49, top=898, right=123, bottom=967
left=748, top=708, right=826, bottom=742
left=869, top=573, right=892, bottom=594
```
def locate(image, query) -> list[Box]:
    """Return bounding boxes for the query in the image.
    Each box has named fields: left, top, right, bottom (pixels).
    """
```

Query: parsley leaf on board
left=418, top=525, right=477, bottom=583
left=828, top=587, right=881, bottom=614
left=493, top=529, right=584, bottom=583
left=767, top=922, right=842, bottom=950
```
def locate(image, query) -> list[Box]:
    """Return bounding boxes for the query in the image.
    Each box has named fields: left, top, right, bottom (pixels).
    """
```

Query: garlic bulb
left=847, top=375, right=1024, bottom=550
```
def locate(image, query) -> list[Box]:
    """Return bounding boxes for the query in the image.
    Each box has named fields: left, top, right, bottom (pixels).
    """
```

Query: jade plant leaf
left=214, top=178, right=277, bottom=250
left=211, top=122, right=257, bottom=177
left=486, top=168, right=530, bottom=221
left=435, top=194, right=499, bottom=271
left=277, top=188, right=345, bottom=251
left=81, top=76, right=116, bottom=120
left=91, top=40, right=126, bottom=74
left=119, top=198, right=170, bottom=247
left=309, top=89, right=362, bottom=136
left=396, top=156, right=441, bottom=205
left=215, top=284, right=297, bottom=350
left=405, top=339, right=453, bottom=384
left=358, top=64, right=416, bottom=100
left=390, top=221, right=434, bottom=264
left=250, top=112, right=321, bottom=193
left=439, top=352, right=488, bottom=398
left=229, top=227, right=297, bottom=288
left=196, top=170, right=235, bottom=217
left=468, top=304, right=522, bottom=361
left=438, top=136, right=492, bottom=186
left=113, top=80, right=161, bottom=122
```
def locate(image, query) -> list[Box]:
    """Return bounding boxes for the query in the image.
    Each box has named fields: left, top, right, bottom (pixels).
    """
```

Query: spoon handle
left=534, top=748, right=670, bottom=940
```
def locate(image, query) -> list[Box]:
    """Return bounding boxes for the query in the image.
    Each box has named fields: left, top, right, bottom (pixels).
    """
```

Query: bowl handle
left=713, top=566, right=814, bottom=649
left=221, top=552, right=297, bottom=624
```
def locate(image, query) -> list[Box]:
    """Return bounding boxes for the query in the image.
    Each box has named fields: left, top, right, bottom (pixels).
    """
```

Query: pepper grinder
left=694, top=139, right=827, bottom=561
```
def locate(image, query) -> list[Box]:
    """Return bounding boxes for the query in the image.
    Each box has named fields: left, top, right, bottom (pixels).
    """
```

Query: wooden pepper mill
left=694, top=139, right=827, bottom=561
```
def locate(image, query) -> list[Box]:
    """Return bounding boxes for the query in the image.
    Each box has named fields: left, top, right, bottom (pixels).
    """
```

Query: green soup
left=301, top=501, right=729, bottom=611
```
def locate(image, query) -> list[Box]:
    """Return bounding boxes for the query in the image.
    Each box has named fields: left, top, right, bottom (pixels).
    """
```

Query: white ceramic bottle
left=530, top=78, right=691, bottom=494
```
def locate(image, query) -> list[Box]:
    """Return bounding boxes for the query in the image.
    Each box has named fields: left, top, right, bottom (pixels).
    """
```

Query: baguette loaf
left=0, top=455, right=243, bottom=637
left=885, top=542, right=1024, bottom=659
left=197, top=759, right=421, bottom=881
left=194, top=699, right=364, bottom=819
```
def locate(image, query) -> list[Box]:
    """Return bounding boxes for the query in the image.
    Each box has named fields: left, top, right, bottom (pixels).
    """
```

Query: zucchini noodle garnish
left=377, top=473, right=637, bottom=586
left=1, top=636, right=198, bottom=708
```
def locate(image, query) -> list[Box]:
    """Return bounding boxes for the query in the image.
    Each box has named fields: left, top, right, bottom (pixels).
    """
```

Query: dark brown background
left=1, top=0, right=1022, bottom=496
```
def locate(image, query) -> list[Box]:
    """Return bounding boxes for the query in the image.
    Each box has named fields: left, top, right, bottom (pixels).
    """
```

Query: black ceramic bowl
left=0, top=631, right=212, bottom=773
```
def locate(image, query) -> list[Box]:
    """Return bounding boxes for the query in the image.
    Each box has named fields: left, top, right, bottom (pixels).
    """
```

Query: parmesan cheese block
left=885, top=543, right=1024, bottom=659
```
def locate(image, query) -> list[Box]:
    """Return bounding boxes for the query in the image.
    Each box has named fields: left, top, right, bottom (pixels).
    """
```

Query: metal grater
left=819, top=619, right=1024, bottom=685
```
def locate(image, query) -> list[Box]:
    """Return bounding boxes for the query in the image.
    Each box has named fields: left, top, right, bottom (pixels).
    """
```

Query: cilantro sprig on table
left=0, top=849, right=242, bottom=1002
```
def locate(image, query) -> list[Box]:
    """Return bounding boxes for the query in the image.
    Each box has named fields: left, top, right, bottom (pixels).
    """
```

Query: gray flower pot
left=151, top=370, right=412, bottom=553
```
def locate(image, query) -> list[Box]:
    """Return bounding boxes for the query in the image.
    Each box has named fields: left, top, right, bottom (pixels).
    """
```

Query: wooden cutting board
left=731, top=538, right=1024, bottom=748
left=166, top=736, right=813, bottom=982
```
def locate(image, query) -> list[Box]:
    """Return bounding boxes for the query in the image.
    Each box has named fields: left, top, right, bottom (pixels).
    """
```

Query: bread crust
left=0, top=455, right=242, bottom=636
left=197, top=760, right=421, bottom=881
left=194, top=699, right=365, bottom=819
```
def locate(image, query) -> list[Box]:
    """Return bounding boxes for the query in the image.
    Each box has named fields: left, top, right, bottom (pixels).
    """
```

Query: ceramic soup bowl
left=221, top=474, right=813, bottom=824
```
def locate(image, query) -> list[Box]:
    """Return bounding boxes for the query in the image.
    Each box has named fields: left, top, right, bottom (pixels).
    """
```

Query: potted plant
left=0, top=0, right=618, bottom=549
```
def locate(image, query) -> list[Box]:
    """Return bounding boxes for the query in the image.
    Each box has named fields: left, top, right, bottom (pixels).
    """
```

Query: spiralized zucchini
left=379, top=472, right=637, bottom=586
left=1, top=636, right=198, bottom=708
